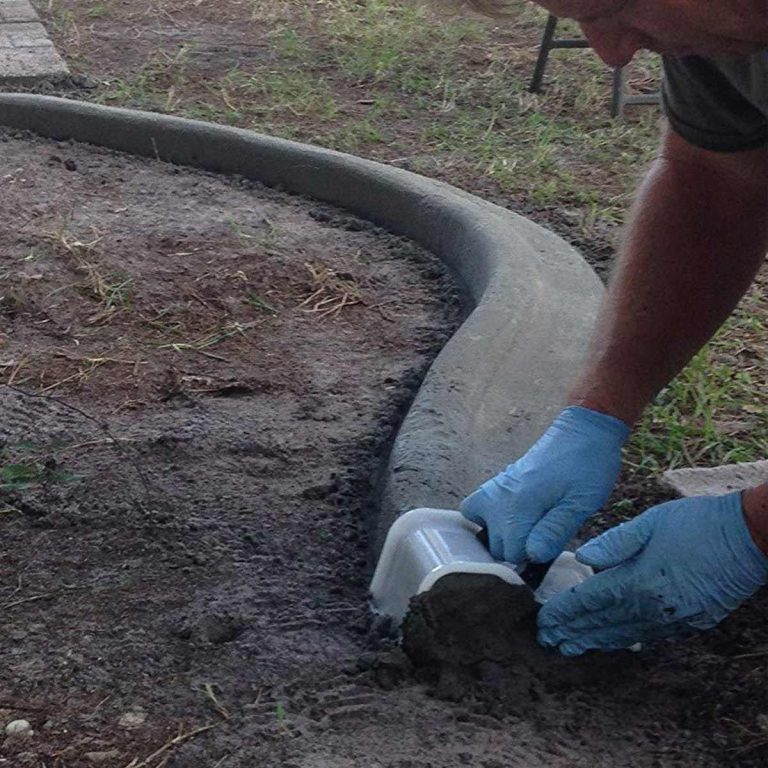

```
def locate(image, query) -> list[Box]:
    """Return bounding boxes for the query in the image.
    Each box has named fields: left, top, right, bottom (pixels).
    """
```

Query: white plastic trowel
left=370, top=507, right=593, bottom=625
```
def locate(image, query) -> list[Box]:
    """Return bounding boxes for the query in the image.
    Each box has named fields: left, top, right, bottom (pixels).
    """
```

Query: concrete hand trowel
left=370, top=508, right=593, bottom=663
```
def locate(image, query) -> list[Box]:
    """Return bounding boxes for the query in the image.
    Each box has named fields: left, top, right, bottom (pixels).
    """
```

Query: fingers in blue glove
left=575, top=512, right=655, bottom=570
left=538, top=568, right=632, bottom=629
left=460, top=481, right=533, bottom=563
left=542, top=618, right=683, bottom=656
left=539, top=492, right=768, bottom=657
left=458, top=487, right=487, bottom=528
left=527, top=500, right=595, bottom=563
left=459, top=406, right=629, bottom=567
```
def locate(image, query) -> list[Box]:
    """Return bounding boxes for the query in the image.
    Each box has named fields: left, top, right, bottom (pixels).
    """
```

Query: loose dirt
left=1, top=129, right=767, bottom=768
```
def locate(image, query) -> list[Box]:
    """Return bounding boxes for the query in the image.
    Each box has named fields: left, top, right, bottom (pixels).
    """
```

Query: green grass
left=0, top=449, right=82, bottom=492
left=81, top=0, right=658, bottom=219
left=245, top=293, right=279, bottom=315
left=627, top=284, right=768, bottom=475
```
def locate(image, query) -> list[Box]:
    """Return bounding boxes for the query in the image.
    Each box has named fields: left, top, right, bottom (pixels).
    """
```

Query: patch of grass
left=627, top=283, right=768, bottom=475
left=85, top=3, right=112, bottom=19
left=321, top=0, right=484, bottom=90
left=98, top=55, right=339, bottom=134
left=225, top=215, right=256, bottom=246
left=96, top=44, right=196, bottom=112
left=300, top=262, right=362, bottom=318
left=217, top=67, right=339, bottom=122
left=0, top=455, right=81, bottom=492
left=78, top=269, right=133, bottom=310
left=82, top=0, right=659, bottom=223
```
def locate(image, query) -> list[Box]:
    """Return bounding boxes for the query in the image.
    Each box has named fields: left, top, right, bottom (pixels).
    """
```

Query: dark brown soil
left=0, top=129, right=465, bottom=766
left=2, top=130, right=768, bottom=768
left=403, top=574, right=540, bottom=668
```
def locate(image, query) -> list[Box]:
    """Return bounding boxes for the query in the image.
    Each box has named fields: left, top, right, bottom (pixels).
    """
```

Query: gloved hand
left=538, top=493, right=768, bottom=656
left=460, top=406, right=630, bottom=564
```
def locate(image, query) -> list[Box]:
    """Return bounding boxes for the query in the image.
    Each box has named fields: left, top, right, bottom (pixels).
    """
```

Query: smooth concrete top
left=0, top=94, right=604, bottom=555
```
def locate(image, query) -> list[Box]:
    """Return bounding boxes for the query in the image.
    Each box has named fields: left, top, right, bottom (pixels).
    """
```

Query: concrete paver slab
left=0, top=0, right=68, bottom=84
left=661, top=460, right=768, bottom=497
left=0, top=21, right=51, bottom=47
left=0, top=1, right=37, bottom=23
left=0, top=46, right=68, bottom=82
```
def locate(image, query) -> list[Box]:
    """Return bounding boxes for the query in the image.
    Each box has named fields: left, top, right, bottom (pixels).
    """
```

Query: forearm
left=568, top=130, right=768, bottom=425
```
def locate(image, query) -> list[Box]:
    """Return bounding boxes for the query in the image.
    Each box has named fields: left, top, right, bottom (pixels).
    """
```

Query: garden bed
left=1, top=129, right=768, bottom=768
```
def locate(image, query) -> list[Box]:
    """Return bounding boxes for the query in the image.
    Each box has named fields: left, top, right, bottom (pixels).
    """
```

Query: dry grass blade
left=299, top=262, right=363, bottom=318
left=158, top=321, right=257, bottom=361
left=2, top=584, right=79, bottom=610
left=1, top=358, right=29, bottom=386
left=732, top=646, right=768, bottom=660
left=122, top=722, right=221, bottom=768
left=124, top=684, right=231, bottom=768
left=201, top=683, right=230, bottom=720
left=38, top=353, right=140, bottom=393
left=46, top=227, right=132, bottom=312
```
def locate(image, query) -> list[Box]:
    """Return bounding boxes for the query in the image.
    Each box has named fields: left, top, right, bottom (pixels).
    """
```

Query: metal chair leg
left=529, top=14, right=558, bottom=93
left=530, top=17, right=659, bottom=117
left=611, top=66, right=626, bottom=119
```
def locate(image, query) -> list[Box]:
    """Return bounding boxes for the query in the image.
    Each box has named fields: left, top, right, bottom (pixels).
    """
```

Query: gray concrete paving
left=662, top=460, right=768, bottom=497
left=0, top=0, right=68, bottom=84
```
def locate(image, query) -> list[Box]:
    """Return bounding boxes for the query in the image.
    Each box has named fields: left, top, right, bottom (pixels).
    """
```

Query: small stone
left=118, top=708, right=146, bottom=729
left=5, top=719, right=32, bottom=736
left=64, top=159, right=77, bottom=172
left=85, top=749, right=121, bottom=764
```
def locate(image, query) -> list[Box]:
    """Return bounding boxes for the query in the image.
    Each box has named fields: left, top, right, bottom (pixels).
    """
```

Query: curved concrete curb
left=0, top=94, right=604, bottom=554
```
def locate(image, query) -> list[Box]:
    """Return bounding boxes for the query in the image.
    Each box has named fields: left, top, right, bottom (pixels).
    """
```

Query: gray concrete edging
left=0, top=94, right=604, bottom=554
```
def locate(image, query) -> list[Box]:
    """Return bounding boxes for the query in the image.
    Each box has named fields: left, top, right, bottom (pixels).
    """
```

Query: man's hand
left=538, top=493, right=768, bottom=656
left=460, top=406, right=629, bottom=565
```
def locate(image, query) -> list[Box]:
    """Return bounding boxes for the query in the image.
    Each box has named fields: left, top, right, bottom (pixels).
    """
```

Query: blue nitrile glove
left=460, top=406, right=630, bottom=564
left=538, top=493, right=768, bottom=656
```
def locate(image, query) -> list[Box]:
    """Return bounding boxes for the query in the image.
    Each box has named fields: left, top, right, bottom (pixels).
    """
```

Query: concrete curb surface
left=0, top=94, right=604, bottom=554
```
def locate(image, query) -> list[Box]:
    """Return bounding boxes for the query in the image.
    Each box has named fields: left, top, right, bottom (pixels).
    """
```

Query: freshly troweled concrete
left=0, top=94, right=604, bottom=556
